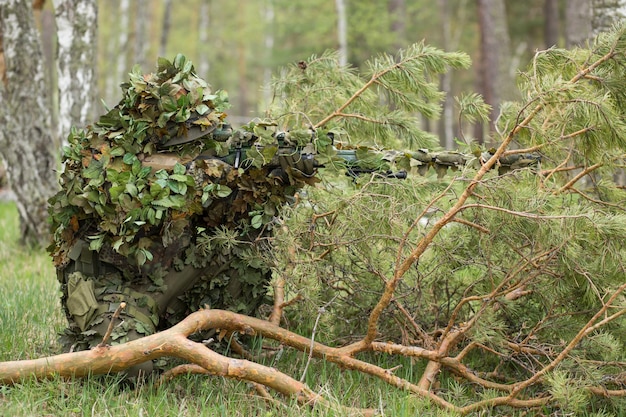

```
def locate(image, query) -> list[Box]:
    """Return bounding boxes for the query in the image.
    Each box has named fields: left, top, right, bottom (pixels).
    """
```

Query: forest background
left=30, top=0, right=619, bottom=149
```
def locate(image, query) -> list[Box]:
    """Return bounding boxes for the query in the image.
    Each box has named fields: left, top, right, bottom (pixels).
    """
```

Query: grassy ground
left=0, top=202, right=439, bottom=417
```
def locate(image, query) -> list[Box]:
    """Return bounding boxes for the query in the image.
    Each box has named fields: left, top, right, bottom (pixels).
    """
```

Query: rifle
left=142, top=120, right=541, bottom=180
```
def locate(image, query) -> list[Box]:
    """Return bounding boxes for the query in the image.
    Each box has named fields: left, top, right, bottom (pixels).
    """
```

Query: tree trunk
left=34, top=0, right=57, bottom=130
left=262, top=0, right=274, bottom=108
left=565, top=0, right=592, bottom=47
left=335, top=0, right=347, bottom=66
left=476, top=0, right=511, bottom=139
left=116, top=0, right=129, bottom=86
left=544, top=0, right=560, bottom=47
left=438, top=0, right=454, bottom=148
left=159, top=0, right=172, bottom=57
left=53, top=0, right=98, bottom=143
left=0, top=0, right=59, bottom=246
left=134, top=0, right=149, bottom=71
left=388, top=0, right=406, bottom=51
left=197, top=0, right=210, bottom=78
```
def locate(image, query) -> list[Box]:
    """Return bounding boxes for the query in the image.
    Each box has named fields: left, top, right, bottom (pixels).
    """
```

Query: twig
left=459, top=203, right=591, bottom=220
left=392, top=299, right=435, bottom=348
left=268, top=275, right=286, bottom=326
left=557, top=162, right=603, bottom=193
left=97, top=302, right=126, bottom=348
left=451, top=217, right=490, bottom=234
left=300, top=296, right=337, bottom=382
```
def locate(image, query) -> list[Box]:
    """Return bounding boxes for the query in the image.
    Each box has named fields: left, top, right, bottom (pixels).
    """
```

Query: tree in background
left=566, top=0, right=593, bottom=47
left=159, top=0, right=172, bottom=57
left=476, top=0, right=512, bottom=140
left=0, top=0, right=58, bottom=246
left=544, top=0, right=560, bottom=47
left=53, top=0, right=98, bottom=143
left=335, top=0, right=348, bottom=66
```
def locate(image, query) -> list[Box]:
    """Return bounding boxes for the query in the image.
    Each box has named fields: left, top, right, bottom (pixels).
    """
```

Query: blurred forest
left=2, top=0, right=624, bottom=244
left=31, top=0, right=612, bottom=147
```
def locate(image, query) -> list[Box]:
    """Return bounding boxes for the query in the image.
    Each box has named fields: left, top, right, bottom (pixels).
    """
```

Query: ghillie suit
left=48, top=56, right=319, bottom=362
left=48, top=55, right=539, bottom=373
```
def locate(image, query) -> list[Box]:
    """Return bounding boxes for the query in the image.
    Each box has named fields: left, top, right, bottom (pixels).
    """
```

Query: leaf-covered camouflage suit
left=48, top=55, right=539, bottom=375
left=48, top=56, right=318, bottom=371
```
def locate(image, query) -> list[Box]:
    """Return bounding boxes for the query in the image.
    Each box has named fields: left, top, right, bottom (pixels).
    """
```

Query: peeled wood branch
left=1, top=297, right=624, bottom=415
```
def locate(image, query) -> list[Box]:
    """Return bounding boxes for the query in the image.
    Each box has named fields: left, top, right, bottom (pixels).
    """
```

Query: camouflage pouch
left=66, top=272, right=99, bottom=331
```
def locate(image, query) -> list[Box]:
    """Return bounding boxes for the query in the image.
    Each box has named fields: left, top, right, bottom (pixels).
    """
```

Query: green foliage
left=265, top=25, right=626, bottom=412
left=268, top=43, right=471, bottom=149
left=546, top=370, right=591, bottom=414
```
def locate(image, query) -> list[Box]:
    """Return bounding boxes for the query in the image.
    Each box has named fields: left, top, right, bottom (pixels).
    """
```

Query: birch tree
left=53, top=0, right=98, bottom=143
left=566, top=0, right=626, bottom=46
left=335, top=0, right=347, bottom=66
left=197, top=0, right=211, bottom=78
left=565, top=0, right=592, bottom=47
left=0, top=0, right=58, bottom=245
left=116, top=0, right=129, bottom=88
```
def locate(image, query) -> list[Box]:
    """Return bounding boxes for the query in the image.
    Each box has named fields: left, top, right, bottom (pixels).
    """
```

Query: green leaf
left=123, top=153, right=137, bottom=165
left=126, top=183, right=138, bottom=197
left=174, top=107, right=191, bottom=122
left=157, top=57, right=174, bottom=74
left=87, top=234, right=105, bottom=251
left=160, top=95, right=178, bottom=112
left=196, top=104, right=210, bottom=115
left=251, top=214, right=263, bottom=229
left=157, top=111, right=175, bottom=127
left=173, top=53, right=186, bottom=70
left=173, top=163, right=186, bottom=175
left=215, top=185, right=232, bottom=198
left=110, top=146, right=126, bottom=157
left=147, top=208, right=157, bottom=225
left=82, top=160, right=103, bottom=179
left=152, top=195, right=186, bottom=209
left=137, top=166, right=152, bottom=179
left=112, top=237, right=124, bottom=252
left=167, top=180, right=181, bottom=194
left=169, top=174, right=190, bottom=182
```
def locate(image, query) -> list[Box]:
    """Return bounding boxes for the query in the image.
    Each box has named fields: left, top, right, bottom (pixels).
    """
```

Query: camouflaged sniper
left=48, top=55, right=540, bottom=371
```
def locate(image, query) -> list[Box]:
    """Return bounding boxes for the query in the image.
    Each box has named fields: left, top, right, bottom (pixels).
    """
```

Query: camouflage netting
left=48, top=55, right=318, bottom=350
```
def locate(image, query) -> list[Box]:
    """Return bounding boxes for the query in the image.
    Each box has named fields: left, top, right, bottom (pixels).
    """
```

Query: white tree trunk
left=0, top=0, right=59, bottom=245
left=53, top=0, right=98, bottom=144
left=262, top=0, right=274, bottom=108
left=566, top=0, right=625, bottom=46
left=335, top=0, right=347, bottom=66
left=197, top=0, right=210, bottom=78
left=116, top=0, right=129, bottom=86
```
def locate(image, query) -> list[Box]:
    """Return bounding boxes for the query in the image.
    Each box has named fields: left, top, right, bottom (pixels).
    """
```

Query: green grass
left=0, top=203, right=64, bottom=363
